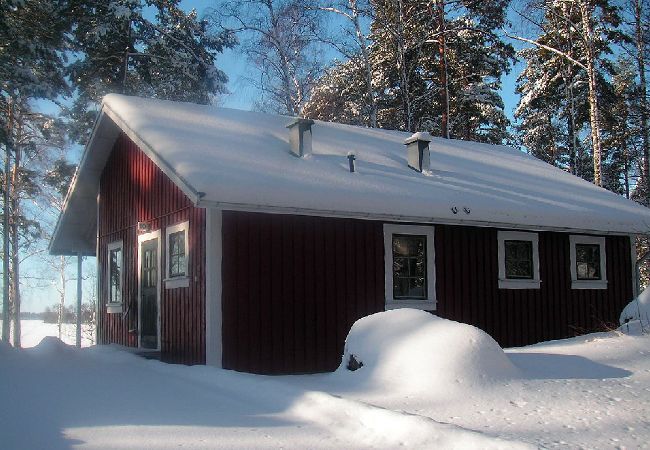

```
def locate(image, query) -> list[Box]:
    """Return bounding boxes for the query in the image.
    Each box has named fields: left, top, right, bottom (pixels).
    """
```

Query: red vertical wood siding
left=97, top=133, right=206, bottom=365
left=221, top=211, right=385, bottom=374
left=434, top=227, right=632, bottom=347
left=222, top=212, right=633, bottom=374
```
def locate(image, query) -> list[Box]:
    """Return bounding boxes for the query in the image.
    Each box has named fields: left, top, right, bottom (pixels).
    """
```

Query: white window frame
left=497, top=231, right=541, bottom=289
left=165, top=221, right=190, bottom=289
left=569, top=235, right=607, bottom=289
left=106, top=240, right=124, bottom=313
left=383, top=224, right=436, bottom=311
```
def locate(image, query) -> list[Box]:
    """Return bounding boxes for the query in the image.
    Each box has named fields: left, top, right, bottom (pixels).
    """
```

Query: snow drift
left=338, top=309, right=519, bottom=394
left=620, top=287, right=650, bottom=334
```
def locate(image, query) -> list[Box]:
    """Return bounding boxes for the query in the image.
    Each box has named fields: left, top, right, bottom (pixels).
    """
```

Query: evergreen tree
left=601, top=59, right=639, bottom=198
left=512, top=0, right=622, bottom=186
left=1, top=0, right=70, bottom=345
left=67, top=0, right=235, bottom=143
left=307, top=0, right=514, bottom=142
left=304, top=58, right=370, bottom=125
left=313, top=0, right=378, bottom=126
left=515, top=2, right=590, bottom=175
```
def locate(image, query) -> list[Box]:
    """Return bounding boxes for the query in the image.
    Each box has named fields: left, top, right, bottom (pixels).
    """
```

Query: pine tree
left=67, top=0, right=235, bottom=143
left=303, top=58, right=370, bottom=125
left=307, top=0, right=514, bottom=142
left=313, top=0, right=378, bottom=126
left=601, top=59, right=639, bottom=197
left=515, top=2, right=591, bottom=175
left=512, top=0, right=622, bottom=186
left=1, top=0, right=70, bottom=345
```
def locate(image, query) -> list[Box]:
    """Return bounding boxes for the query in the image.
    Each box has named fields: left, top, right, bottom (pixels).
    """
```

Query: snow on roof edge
left=53, top=94, right=650, bottom=248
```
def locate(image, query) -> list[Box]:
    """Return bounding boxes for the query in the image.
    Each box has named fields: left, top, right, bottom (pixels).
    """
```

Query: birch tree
left=313, top=0, right=378, bottom=126
left=212, top=0, right=322, bottom=115
left=510, top=0, right=622, bottom=187
left=42, top=160, right=76, bottom=340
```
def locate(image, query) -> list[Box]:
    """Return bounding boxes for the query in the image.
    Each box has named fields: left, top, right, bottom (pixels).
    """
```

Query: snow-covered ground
left=20, top=319, right=95, bottom=348
left=1, top=311, right=649, bottom=449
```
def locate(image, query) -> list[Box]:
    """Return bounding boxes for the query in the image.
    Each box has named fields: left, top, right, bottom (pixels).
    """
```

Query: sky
left=20, top=0, right=526, bottom=313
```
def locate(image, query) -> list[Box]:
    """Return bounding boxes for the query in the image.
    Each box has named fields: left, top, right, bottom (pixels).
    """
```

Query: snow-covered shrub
left=619, top=287, right=650, bottom=334
left=337, top=309, right=519, bottom=394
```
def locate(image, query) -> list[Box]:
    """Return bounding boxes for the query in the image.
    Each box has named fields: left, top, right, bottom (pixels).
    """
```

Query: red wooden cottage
left=50, top=94, right=650, bottom=374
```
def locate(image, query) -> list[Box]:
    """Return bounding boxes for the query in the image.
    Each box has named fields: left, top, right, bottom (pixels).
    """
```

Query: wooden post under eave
left=76, top=253, right=82, bottom=348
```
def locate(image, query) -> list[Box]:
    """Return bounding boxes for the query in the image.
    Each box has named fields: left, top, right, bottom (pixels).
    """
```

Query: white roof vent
left=404, top=132, right=433, bottom=172
left=286, top=118, right=315, bottom=157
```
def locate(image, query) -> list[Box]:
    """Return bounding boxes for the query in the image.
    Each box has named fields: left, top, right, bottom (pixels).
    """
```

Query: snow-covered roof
left=51, top=94, right=650, bottom=255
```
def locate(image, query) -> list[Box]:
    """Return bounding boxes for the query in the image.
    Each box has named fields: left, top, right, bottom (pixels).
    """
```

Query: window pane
left=392, top=235, right=427, bottom=299
left=575, top=244, right=601, bottom=280
left=168, top=231, right=186, bottom=277
left=393, top=237, right=411, bottom=257
left=393, top=277, right=410, bottom=299
left=109, top=247, right=122, bottom=303
left=504, top=240, right=533, bottom=279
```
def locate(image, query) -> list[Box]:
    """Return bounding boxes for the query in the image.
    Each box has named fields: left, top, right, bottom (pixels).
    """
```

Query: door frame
left=137, top=229, right=162, bottom=350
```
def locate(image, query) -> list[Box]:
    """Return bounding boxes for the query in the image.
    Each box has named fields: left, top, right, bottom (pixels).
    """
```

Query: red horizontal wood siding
left=222, top=212, right=633, bottom=374
left=97, top=133, right=206, bottom=365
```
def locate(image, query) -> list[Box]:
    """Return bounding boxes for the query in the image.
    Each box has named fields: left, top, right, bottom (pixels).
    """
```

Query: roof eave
left=50, top=100, right=204, bottom=256
left=197, top=198, right=647, bottom=236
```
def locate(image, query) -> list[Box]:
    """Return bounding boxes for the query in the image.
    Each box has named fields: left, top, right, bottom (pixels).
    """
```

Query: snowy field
left=20, top=319, right=95, bottom=348
left=1, top=311, right=650, bottom=449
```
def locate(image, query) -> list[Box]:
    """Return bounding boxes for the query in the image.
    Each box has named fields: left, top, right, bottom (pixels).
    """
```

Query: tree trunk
left=562, top=62, right=579, bottom=175
left=2, top=99, right=12, bottom=343
left=9, top=134, right=21, bottom=348
left=10, top=215, right=20, bottom=348
left=635, top=0, right=650, bottom=204
left=350, top=0, right=377, bottom=128
left=436, top=0, right=450, bottom=138
left=579, top=0, right=604, bottom=187
left=395, top=0, right=412, bottom=131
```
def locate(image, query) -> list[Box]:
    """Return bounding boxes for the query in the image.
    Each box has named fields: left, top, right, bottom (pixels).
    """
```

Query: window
left=106, top=240, right=123, bottom=312
left=384, top=224, right=436, bottom=310
left=497, top=231, right=540, bottom=289
left=165, top=221, right=189, bottom=288
left=168, top=231, right=186, bottom=278
left=569, top=235, right=607, bottom=289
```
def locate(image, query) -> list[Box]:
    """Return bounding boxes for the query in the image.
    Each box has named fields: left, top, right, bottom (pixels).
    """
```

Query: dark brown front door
left=140, top=238, right=159, bottom=349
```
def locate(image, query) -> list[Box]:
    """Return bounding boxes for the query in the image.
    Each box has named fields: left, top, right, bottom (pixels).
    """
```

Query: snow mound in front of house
left=620, top=287, right=650, bottom=333
left=28, top=336, right=73, bottom=356
left=338, top=309, right=519, bottom=394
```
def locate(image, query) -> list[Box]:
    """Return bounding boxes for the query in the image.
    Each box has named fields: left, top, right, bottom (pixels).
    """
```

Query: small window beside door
left=497, top=231, right=540, bottom=289
left=165, top=221, right=190, bottom=289
left=569, top=235, right=607, bottom=289
left=106, top=240, right=123, bottom=313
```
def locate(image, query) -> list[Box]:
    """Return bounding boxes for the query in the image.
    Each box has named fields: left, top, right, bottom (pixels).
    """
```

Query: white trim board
left=197, top=198, right=641, bottom=237
left=569, top=235, right=608, bottom=290
left=164, top=220, right=190, bottom=289
left=205, top=208, right=223, bottom=367
left=383, top=223, right=436, bottom=311
left=106, top=240, right=124, bottom=312
left=497, top=230, right=541, bottom=289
